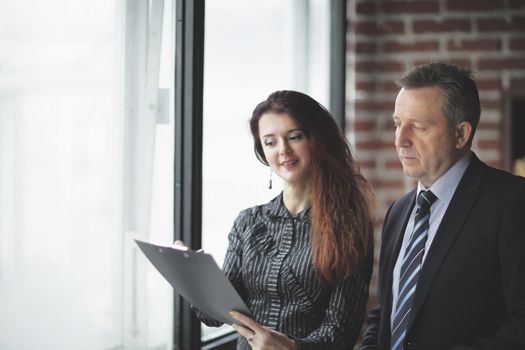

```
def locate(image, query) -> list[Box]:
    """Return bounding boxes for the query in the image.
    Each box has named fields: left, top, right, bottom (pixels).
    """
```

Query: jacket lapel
left=407, top=155, right=483, bottom=329
left=386, top=193, right=416, bottom=279
left=383, top=191, right=417, bottom=316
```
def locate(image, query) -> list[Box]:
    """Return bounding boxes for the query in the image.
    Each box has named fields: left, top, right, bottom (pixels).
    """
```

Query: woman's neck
left=282, top=182, right=310, bottom=217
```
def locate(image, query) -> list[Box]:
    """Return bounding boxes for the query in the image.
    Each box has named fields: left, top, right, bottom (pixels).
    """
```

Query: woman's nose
left=279, top=142, right=292, bottom=155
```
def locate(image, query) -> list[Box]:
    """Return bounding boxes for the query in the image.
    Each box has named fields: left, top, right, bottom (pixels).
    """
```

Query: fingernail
left=229, top=310, right=236, bottom=316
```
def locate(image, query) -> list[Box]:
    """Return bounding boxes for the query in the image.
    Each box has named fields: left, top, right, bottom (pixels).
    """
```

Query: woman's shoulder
left=233, top=194, right=282, bottom=226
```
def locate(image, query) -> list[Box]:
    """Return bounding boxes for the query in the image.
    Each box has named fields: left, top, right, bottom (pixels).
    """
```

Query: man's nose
left=395, top=125, right=411, bottom=148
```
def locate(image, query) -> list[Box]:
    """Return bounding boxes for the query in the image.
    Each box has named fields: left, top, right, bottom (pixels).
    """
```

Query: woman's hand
left=172, top=241, right=203, bottom=253
left=172, top=240, right=189, bottom=249
left=229, top=311, right=297, bottom=350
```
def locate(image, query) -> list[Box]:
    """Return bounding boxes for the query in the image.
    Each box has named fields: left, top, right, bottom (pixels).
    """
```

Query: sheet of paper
left=135, top=239, right=251, bottom=325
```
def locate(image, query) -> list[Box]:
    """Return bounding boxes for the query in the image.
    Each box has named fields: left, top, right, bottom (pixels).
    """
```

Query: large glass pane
left=0, top=1, right=175, bottom=349
left=201, top=0, right=330, bottom=341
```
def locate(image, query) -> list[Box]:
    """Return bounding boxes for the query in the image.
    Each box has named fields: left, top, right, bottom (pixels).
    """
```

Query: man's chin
left=402, top=168, right=421, bottom=180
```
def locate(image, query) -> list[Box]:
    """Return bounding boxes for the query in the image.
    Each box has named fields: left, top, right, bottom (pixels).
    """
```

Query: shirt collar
left=265, top=192, right=311, bottom=220
left=418, top=151, right=472, bottom=206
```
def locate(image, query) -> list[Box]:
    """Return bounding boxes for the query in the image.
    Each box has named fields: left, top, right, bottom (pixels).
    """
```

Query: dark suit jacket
left=360, top=154, right=525, bottom=350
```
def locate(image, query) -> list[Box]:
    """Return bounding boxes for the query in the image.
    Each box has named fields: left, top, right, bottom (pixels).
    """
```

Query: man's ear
left=455, top=121, right=472, bottom=149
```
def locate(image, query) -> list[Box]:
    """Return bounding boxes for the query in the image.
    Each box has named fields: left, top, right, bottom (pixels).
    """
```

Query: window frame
left=174, top=0, right=205, bottom=348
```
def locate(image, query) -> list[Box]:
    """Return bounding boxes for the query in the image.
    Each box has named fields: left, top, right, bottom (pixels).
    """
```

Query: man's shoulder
left=475, top=158, right=525, bottom=192
left=484, top=162, right=525, bottom=182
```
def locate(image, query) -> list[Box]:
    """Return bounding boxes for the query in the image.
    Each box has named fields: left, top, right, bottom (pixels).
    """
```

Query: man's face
left=393, top=86, right=468, bottom=187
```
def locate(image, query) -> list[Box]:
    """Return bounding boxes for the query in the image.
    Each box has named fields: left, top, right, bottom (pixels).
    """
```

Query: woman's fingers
left=229, top=311, right=262, bottom=345
left=230, top=312, right=297, bottom=349
left=231, top=323, right=254, bottom=340
left=229, top=311, right=262, bottom=333
left=172, top=240, right=189, bottom=249
left=172, top=241, right=204, bottom=253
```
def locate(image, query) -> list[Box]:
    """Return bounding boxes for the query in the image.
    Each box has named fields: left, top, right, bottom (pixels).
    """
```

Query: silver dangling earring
left=268, top=169, right=273, bottom=190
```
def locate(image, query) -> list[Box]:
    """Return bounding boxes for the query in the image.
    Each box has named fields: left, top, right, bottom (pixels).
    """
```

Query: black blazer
left=360, top=154, right=525, bottom=350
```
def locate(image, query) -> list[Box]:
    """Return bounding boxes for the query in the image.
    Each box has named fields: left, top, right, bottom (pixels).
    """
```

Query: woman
left=196, top=90, right=374, bottom=349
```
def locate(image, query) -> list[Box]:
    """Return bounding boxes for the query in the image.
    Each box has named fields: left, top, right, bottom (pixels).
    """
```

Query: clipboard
left=135, top=239, right=251, bottom=325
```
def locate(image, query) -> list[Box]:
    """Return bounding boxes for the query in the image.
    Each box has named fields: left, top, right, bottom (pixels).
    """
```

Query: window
left=201, top=0, right=333, bottom=343
left=0, top=1, right=175, bottom=349
left=1, top=1, right=345, bottom=348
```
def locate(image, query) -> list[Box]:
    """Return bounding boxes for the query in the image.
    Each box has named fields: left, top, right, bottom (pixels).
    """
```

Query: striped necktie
left=391, top=190, right=437, bottom=350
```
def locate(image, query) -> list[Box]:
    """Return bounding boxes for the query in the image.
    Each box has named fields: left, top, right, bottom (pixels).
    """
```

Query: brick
left=356, top=139, right=394, bottom=150
left=382, top=119, right=397, bottom=131
left=479, top=111, right=502, bottom=123
left=446, top=0, right=503, bottom=12
left=477, top=139, right=500, bottom=149
left=355, top=41, right=377, bottom=54
left=370, top=179, right=406, bottom=189
left=476, top=79, right=502, bottom=90
left=353, top=20, right=405, bottom=35
left=347, top=0, right=525, bottom=271
left=382, top=1, right=439, bottom=14
left=480, top=99, right=501, bottom=110
left=414, top=58, right=472, bottom=69
left=478, top=121, right=501, bottom=130
left=356, top=80, right=376, bottom=91
left=383, top=40, right=439, bottom=53
left=478, top=57, right=525, bottom=70
left=445, top=59, right=473, bottom=69
left=475, top=129, right=499, bottom=139
left=413, top=19, right=471, bottom=33
left=509, top=37, right=525, bottom=51
left=353, top=21, right=379, bottom=35
left=353, top=120, right=378, bottom=131
left=356, top=1, right=377, bottom=15
left=385, top=160, right=403, bottom=169
left=358, top=159, right=377, bottom=169
left=377, top=115, right=395, bottom=127
left=447, top=38, right=501, bottom=51
left=355, top=61, right=405, bottom=73
left=379, top=81, right=400, bottom=93
left=355, top=99, right=395, bottom=112
left=509, top=78, right=525, bottom=93
left=478, top=16, right=525, bottom=32
left=382, top=20, right=406, bottom=34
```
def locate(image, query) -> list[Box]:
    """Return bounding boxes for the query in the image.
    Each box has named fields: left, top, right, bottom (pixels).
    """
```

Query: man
left=360, top=62, right=525, bottom=350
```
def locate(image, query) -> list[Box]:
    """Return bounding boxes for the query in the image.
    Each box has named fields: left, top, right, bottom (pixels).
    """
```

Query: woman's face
left=258, top=112, right=311, bottom=187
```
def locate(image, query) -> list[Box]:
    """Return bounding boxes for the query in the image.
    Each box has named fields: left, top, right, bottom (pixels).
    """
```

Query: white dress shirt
left=391, top=152, right=472, bottom=325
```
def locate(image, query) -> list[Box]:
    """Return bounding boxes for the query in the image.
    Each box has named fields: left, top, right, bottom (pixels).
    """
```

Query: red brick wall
left=346, top=0, right=525, bottom=314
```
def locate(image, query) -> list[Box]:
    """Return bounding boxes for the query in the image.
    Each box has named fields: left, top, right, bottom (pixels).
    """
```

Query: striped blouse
left=196, top=193, right=373, bottom=350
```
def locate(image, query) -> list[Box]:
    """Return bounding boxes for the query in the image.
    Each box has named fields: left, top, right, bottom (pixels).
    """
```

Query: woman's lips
left=280, top=159, right=298, bottom=168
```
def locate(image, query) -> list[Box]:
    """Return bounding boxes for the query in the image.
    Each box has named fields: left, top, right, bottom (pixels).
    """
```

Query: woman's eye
left=289, top=133, right=303, bottom=141
left=264, top=139, right=275, bottom=146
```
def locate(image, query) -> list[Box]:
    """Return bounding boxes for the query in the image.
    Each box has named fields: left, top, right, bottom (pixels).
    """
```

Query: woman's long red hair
left=250, top=90, right=374, bottom=283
